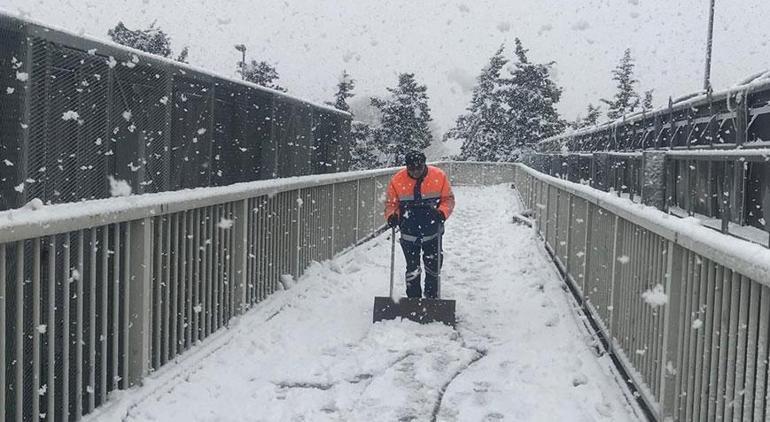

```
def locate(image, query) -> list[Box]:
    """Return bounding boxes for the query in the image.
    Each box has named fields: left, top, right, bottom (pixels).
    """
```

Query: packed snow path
left=118, top=185, right=640, bottom=422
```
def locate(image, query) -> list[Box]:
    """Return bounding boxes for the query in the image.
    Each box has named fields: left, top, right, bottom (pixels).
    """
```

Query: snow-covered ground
left=102, top=185, right=640, bottom=422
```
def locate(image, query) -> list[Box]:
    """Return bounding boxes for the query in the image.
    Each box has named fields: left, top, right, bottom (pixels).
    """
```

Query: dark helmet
left=404, top=150, right=426, bottom=169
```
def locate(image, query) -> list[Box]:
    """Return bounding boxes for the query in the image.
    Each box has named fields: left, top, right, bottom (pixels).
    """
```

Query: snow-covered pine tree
left=328, top=71, right=355, bottom=112
left=240, top=60, right=286, bottom=92
left=501, top=38, right=565, bottom=160
left=571, top=103, right=602, bottom=129
left=370, top=73, right=433, bottom=166
left=349, top=121, right=382, bottom=170
left=108, top=21, right=189, bottom=62
left=446, top=45, right=509, bottom=161
left=642, top=89, right=654, bottom=111
left=601, top=49, right=640, bottom=120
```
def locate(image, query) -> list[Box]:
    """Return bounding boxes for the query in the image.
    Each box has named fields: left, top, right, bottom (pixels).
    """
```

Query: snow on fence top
left=0, top=166, right=399, bottom=243
left=517, top=164, right=770, bottom=285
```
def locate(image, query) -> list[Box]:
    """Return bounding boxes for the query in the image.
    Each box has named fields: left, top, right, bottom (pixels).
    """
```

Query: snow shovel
left=372, top=227, right=456, bottom=327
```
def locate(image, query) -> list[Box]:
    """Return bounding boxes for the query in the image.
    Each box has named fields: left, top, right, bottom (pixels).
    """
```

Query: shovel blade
left=372, top=296, right=456, bottom=327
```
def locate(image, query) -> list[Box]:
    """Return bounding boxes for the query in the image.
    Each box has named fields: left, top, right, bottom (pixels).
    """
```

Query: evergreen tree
left=447, top=45, right=510, bottom=161
left=349, top=121, right=382, bottom=170
left=108, top=21, right=189, bottom=62
left=642, top=89, right=654, bottom=111
left=601, top=49, right=640, bottom=119
left=327, top=71, right=355, bottom=112
left=370, top=73, right=433, bottom=166
left=240, top=60, right=286, bottom=92
left=500, top=38, right=565, bottom=160
left=571, top=103, right=601, bottom=129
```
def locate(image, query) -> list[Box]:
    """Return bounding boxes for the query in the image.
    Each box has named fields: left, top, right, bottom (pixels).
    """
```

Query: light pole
left=703, top=0, right=715, bottom=92
left=235, top=44, right=246, bottom=80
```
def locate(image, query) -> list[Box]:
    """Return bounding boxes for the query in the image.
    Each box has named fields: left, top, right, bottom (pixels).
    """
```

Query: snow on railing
left=515, top=163, right=770, bottom=421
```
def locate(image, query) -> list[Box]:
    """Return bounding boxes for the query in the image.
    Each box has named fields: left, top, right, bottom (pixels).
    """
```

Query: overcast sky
left=5, top=0, right=770, bottom=133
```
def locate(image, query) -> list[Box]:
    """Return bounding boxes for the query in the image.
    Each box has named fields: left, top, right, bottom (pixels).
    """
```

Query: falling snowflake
left=641, top=284, right=667, bottom=307
left=617, top=255, right=630, bottom=264
left=692, top=319, right=703, bottom=330
left=108, top=176, right=132, bottom=197
left=62, top=110, right=80, bottom=121
left=122, top=110, right=132, bottom=121
left=107, top=56, right=117, bottom=68
left=16, top=71, right=28, bottom=81
left=14, top=183, right=24, bottom=193
left=193, top=304, right=203, bottom=313
left=36, top=324, right=47, bottom=334
left=217, top=218, right=234, bottom=229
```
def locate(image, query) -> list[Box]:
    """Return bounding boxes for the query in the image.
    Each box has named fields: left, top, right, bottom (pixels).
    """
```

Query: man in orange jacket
left=384, top=151, right=455, bottom=299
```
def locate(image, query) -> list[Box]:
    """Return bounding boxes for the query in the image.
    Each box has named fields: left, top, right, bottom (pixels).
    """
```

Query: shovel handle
left=389, top=227, right=396, bottom=298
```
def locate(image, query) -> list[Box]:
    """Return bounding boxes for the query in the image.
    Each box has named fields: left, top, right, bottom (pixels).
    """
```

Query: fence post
left=127, top=217, right=153, bottom=387
left=592, top=153, right=609, bottom=191
left=641, top=151, right=666, bottom=210
left=660, top=241, right=685, bottom=419
left=233, top=199, right=249, bottom=313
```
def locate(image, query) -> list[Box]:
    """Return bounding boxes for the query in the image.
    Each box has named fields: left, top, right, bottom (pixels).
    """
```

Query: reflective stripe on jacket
left=384, top=165, right=455, bottom=240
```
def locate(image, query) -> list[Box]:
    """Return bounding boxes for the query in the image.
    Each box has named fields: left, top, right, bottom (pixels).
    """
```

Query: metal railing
left=515, top=163, right=770, bottom=422
left=525, top=150, right=770, bottom=247
left=0, top=161, right=514, bottom=422
left=538, top=75, right=770, bottom=152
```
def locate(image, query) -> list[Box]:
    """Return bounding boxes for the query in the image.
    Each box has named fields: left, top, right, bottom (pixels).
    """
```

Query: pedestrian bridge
left=1, top=162, right=769, bottom=422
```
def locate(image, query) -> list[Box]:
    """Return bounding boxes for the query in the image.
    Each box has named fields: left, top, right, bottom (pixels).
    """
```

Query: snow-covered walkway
left=117, top=185, right=640, bottom=422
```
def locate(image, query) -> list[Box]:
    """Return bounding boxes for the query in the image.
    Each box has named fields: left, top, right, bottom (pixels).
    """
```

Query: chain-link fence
left=0, top=13, right=351, bottom=212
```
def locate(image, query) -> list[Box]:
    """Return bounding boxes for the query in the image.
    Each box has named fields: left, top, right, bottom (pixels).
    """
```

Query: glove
left=387, top=214, right=399, bottom=228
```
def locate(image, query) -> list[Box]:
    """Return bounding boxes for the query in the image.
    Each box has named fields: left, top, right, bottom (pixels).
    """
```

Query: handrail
left=516, top=164, right=770, bottom=284
left=0, top=167, right=400, bottom=243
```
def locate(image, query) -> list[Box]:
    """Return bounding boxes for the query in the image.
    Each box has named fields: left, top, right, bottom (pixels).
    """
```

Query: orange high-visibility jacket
left=384, top=165, right=455, bottom=240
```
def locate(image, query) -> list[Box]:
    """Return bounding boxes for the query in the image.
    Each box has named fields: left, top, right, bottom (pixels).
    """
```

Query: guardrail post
left=127, top=217, right=153, bottom=387
left=660, top=241, right=685, bottom=419
left=641, top=151, right=666, bottom=210
left=233, top=199, right=249, bottom=313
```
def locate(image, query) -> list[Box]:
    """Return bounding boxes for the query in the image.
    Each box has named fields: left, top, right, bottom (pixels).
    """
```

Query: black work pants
left=400, top=235, right=443, bottom=299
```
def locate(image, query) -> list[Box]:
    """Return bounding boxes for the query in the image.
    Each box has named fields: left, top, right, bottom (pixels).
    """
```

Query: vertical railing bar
left=75, top=231, right=84, bottom=419
left=99, top=227, right=108, bottom=404
left=691, top=256, right=708, bottom=422
left=186, top=211, right=194, bottom=348
left=705, top=264, right=722, bottom=421
left=674, top=250, right=693, bottom=420
left=212, top=206, right=220, bottom=331
left=205, top=206, right=213, bottom=337
left=179, top=212, right=188, bottom=352
left=63, top=234, right=72, bottom=419
left=163, top=216, right=171, bottom=364
left=46, top=238, right=56, bottom=420
left=152, top=218, right=161, bottom=370
left=87, top=229, right=96, bottom=412
left=14, top=241, right=24, bottom=422
left=684, top=252, right=701, bottom=422
left=32, top=238, right=41, bottom=421
left=111, top=226, right=119, bottom=392
left=193, top=209, right=200, bottom=343
left=742, top=278, right=761, bottom=420
left=723, top=271, right=741, bottom=422
left=0, top=244, right=5, bottom=422
left=170, top=213, right=179, bottom=359
left=122, top=224, right=130, bottom=390
left=732, top=275, right=751, bottom=421
left=752, top=285, right=770, bottom=421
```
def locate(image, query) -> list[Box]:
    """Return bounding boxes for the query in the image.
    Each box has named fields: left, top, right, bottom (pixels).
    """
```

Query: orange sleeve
left=384, top=179, right=400, bottom=221
left=438, top=173, right=455, bottom=219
